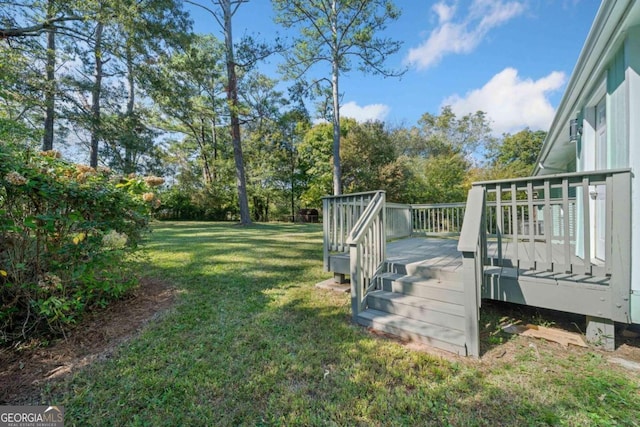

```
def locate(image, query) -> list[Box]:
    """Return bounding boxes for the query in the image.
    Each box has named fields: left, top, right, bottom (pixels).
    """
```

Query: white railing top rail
left=411, top=202, right=466, bottom=209
left=322, top=190, right=380, bottom=201
left=386, top=202, right=410, bottom=208
left=473, top=168, right=631, bottom=187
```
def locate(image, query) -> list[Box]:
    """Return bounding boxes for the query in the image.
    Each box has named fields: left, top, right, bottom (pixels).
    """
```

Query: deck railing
left=475, top=169, right=631, bottom=278
left=346, top=191, right=386, bottom=318
left=412, top=203, right=466, bottom=235
left=322, top=191, right=378, bottom=271
left=462, top=168, right=632, bottom=323
left=323, top=198, right=466, bottom=260
left=385, top=203, right=412, bottom=239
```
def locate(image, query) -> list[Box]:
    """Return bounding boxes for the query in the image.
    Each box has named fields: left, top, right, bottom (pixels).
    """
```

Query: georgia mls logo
left=44, top=406, right=63, bottom=417
left=0, top=405, right=64, bottom=427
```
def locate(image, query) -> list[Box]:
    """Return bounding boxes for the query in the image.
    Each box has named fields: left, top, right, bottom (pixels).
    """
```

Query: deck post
left=350, top=244, right=362, bottom=321
left=586, top=316, right=615, bottom=350
left=461, top=253, right=480, bottom=357
left=333, top=273, right=346, bottom=284
left=609, top=171, right=631, bottom=323
left=458, top=186, right=486, bottom=358
left=322, top=197, right=330, bottom=272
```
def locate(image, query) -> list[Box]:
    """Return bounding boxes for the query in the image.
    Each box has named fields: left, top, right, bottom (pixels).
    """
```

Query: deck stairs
left=356, top=259, right=468, bottom=355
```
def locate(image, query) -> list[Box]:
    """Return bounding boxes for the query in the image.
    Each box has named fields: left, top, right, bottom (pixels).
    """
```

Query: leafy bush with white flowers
left=0, top=142, right=162, bottom=343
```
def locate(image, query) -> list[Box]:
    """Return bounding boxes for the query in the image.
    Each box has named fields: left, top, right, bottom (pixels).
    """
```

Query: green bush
left=0, top=143, right=158, bottom=343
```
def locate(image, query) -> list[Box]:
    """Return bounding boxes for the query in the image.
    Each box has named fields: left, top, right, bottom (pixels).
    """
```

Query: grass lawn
left=51, top=222, right=640, bottom=426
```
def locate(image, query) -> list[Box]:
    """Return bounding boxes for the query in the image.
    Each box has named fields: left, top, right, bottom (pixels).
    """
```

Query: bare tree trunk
left=124, top=47, right=135, bottom=174
left=331, top=0, right=341, bottom=195
left=89, top=21, right=104, bottom=168
left=221, top=0, right=251, bottom=224
left=42, top=1, right=56, bottom=151
left=291, top=147, right=295, bottom=222
left=331, top=63, right=341, bottom=196
left=211, top=116, right=218, bottom=180
left=199, top=118, right=213, bottom=184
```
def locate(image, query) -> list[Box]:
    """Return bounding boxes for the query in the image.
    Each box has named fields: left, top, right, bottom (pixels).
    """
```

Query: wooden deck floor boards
left=384, top=236, right=605, bottom=278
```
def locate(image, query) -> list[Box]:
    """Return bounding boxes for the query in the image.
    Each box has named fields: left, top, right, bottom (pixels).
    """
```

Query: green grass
left=51, top=222, right=640, bottom=426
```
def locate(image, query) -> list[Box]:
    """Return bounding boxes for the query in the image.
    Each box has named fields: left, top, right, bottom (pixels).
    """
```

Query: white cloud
left=433, top=2, right=456, bottom=24
left=442, top=67, right=566, bottom=135
left=340, top=101, right=390, bottom=122
left=406, top=0, right=527, bottom=70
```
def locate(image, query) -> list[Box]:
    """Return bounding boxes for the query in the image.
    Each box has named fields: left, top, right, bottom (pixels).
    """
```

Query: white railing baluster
left=562, top=178, right=571, bottom=273
left=605, top=175, right=613, bottom=276
left=581, top=177, right=592, bottom=275
left=527, top=181, right=535, bottom=270
left=544, top=180, right=553, bottom=271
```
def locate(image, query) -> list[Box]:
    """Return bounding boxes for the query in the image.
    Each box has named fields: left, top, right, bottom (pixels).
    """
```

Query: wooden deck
left=386, top=237, right=463, bottom=274
left=385, top=236, right=608, bottom=284
left=324, top=170, right=633, bottom=354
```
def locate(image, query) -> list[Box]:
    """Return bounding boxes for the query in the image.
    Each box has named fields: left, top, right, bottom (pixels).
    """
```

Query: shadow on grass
left=53, top=222, right=640, bottom=426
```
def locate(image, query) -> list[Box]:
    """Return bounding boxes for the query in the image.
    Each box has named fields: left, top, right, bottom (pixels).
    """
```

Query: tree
left=273, top=0, right=404, bottom=195
left=0, top=1, right=86, bottom=38
left=273, top=109, right=310, bottom=221
left=297, top=118, right=357, bottom=206
left=388, top=107, right=496, bottom=203
left=143, top=35, right=228, bottom=186
left=239, top=74, right=298, bottom=222
left=89, top=18, right=105, bottom=168
left=1, top=1, right=72, bottom=150
left=42, top=0, right=56, bottom=150
left=109, top=0, right=191, bottom=173
left=0, top=38, right=44, bottom=131
left=341, top=120, right=396, bottom=193
left=186, top=0, right=254, bottom=224
left=403, top=106, right=495, bottom=160
left=419, top=154, right=469, bottom=203
left=484, top=128, right=546, bottom=179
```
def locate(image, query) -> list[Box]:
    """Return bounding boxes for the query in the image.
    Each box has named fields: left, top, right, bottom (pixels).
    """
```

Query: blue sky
left=186, top=0, right=601, bottom=136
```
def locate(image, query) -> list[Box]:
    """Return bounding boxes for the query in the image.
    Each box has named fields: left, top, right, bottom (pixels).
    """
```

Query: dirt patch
left=368, top=300, right=640, bottom=368
left=0, top=277, right=178, bottom=405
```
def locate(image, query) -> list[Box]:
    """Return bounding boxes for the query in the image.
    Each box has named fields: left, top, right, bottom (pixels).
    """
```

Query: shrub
left=0, top=142, right=157, bottom=343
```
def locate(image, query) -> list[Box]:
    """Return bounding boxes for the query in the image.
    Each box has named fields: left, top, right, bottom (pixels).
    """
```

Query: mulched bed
left=0, top=277, right=178, bottom=404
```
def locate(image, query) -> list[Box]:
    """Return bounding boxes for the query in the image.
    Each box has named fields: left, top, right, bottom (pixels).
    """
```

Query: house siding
left=572, top=35, right=639, bottom=319
left=607, top=45, right=628, bottom=169
left=626, top=26, right=640, bottom=320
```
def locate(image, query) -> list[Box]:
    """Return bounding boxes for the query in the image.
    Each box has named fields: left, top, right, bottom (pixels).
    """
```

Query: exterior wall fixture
left=569, top=118, right=582, bottom=142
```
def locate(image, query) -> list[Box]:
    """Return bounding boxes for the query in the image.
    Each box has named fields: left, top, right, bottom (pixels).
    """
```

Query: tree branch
left=0, top=15, right=86, bottom=39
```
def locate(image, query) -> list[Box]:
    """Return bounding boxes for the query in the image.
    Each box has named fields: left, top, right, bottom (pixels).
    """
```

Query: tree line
left=1, top=0, right=545, bottom=223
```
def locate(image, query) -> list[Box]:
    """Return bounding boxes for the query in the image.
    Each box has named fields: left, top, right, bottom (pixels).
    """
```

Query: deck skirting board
left=328, top=253, right=350, bottom=275
left=483, top=273, right=614, bottom=319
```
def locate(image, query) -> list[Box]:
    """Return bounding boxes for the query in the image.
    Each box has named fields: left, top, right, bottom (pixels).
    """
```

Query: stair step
left=357, top=309, right=467, bottom=356
left=385, top=262, right=462, bottom=282
left=413, top=265, right=462, bottom=282
left=367, top=290, right=464, bottom=331
left=380, top=273, right=464, bottom=304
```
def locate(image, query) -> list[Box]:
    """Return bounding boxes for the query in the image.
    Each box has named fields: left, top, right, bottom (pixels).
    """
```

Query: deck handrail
left=472, top=168, right=632, bottom=186
left=346, top=191, right=386, bottom=319
left=457, top=187, right=485, bottom=358
left=322, top=191, right=378, bottom=271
